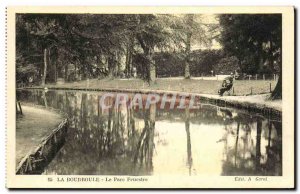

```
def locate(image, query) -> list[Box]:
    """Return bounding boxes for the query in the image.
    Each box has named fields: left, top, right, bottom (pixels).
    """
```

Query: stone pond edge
left=20, top=86, right=282, bottom=119
left=16, top=104, right=69, bottom=175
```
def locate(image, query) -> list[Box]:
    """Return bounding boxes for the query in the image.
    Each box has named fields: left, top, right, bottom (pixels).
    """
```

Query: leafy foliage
left=218, top=14, right=282, bottom=99
left=218, top=14, right=282, bottom=74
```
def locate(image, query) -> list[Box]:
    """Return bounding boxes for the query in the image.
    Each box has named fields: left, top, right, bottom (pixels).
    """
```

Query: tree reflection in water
left=17, top=90, right=282, bottom=176
left=185, top=106, right=193, bottom=176
left=220, top=112, right=282, bottom=176
left=133, top=104, right=155, bottom=174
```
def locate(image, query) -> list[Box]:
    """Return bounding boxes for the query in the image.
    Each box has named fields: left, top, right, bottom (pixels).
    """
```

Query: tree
left=16, top=14, right=71, bottom=85
left=184, top=14, right=194, bottom=79
left=134, top=14, right=169, bottom=83
left=16, top=14, right=217, bottom=86
left=69, top=14, right=139, bottom=79
left=167, top=14, right=213, bottom=79
left=25, top=15, right=62, bottom=86
left=218, top=14, right=282, bottom=99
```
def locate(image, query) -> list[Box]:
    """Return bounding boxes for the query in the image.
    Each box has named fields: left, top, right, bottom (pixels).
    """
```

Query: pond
left=17, top=89, right=282, bottom=176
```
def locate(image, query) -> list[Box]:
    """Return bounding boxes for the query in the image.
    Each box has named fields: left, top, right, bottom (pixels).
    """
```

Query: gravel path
left=16, top=105, right=64, bottom=165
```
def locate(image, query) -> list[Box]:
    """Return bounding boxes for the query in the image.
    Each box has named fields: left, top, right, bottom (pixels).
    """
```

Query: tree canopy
left=16, top=13, right=282, bottom=99
left=16, top=14, right=214, bottom=84
left=218, top=14, right=282, bottom=99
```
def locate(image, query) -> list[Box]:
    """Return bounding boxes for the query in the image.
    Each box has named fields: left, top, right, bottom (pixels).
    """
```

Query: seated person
left=218, top=73, right=234, bottom=96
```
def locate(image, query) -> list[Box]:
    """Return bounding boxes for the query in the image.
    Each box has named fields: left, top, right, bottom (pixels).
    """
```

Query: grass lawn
left=45, top=78, right=277, bottom=96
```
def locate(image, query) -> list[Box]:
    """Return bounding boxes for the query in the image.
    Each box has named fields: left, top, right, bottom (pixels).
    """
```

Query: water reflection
left=17, top=90, right=282, bottom=176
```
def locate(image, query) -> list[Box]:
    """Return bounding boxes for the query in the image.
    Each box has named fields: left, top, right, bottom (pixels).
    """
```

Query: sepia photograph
left=6, top=6, right=294, bottom=189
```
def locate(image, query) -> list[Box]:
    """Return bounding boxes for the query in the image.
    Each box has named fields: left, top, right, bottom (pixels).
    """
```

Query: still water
left=17, top=89, right=282, bottom=176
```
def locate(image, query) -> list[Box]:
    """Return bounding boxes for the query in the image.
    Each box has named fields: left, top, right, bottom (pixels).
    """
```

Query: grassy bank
left=44, top=78, right=277, bottom=96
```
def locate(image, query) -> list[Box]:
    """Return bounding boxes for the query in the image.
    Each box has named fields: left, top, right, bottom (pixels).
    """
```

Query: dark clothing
left=222, top=76, right=233, bottom=86
left=218, top=76, right=233, bottom=96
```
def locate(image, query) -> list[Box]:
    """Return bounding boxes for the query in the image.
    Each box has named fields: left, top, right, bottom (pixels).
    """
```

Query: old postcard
left=6, top=6, right=294, bottom=189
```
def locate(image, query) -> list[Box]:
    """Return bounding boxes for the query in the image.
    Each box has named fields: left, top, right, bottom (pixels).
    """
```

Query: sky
left=191, top=14, right=222, bottom=50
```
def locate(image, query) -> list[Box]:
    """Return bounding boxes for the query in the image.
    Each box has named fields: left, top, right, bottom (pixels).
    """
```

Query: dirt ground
left=16, top=105, right=63, bottom=165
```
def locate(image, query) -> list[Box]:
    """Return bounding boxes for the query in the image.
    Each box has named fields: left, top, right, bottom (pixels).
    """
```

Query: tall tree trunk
left=184, top=44, right=191, bottom=79
left=64, top=63, right=69, bottom=82
left=146, top=47, right=156, bottom=83
left=136, top=32, right=156, bottom=83
left=54, top=62, right=57, bottom=83
left=184, top=14, right=194, bottom=79
left=269, top=40, right=275, bottom=72
left=48, top=48, right=51, bottom=79
left=42, top=48, right=48, bottom=86
left=74, top=63, right=77, bottom=81
left=108, top=53, right=116, bottom=78
left=128, top=52, right=132, bottom=76
left=149, top=55, right=156, bottom=83
left=271, top=71, right=282, bottom=99
left=116, top=52, right=122, bottom=77
left=128, top=36, right=134, bottom=77
left=271, top=45, right=282, bottom=100
left=125, top=45, right=130, bottom=77
left=125, top=43, right=134, bottom=77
